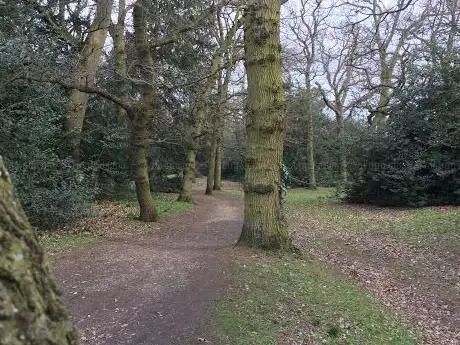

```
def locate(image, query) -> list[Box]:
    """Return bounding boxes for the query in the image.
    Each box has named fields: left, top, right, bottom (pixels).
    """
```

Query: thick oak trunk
left=66, top=0, right=113, bottom=161
left=0, top=158, right=79, bottom=345
left=238, top=0, right=289, bottom=250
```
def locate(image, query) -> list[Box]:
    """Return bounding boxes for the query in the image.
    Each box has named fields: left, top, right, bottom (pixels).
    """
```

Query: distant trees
left=1, top=0, right=459, bottom=232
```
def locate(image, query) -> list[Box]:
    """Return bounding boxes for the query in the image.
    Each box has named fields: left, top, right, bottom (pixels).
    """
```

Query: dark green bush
left=346, top=65, right=460, bottom=207
left=0, top=81, right=98, bottom=228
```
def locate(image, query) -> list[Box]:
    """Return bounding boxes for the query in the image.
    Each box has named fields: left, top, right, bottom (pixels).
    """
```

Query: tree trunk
left=238, top=0, right=289, bottom=250
left=110, top=0, right=128, bottom=120
left=305, top=83, right=317, bottom=190
left=179, top=103, right=206, bottom=202
left=178, top=148, right=197, bottom=202
left=336, top=108, right=347, bottom=185
left=207, top=71, right=230, bottom=195
left=131, top=0, right=158, bottom=221
left=206, top=127, right=217, bottom=195
left=0, top=158, right=79, bottom=345
left=129, top=108, right=158, bottom=221
left=213, top=133, right=223, bottom=190
left=66, top=0, right=113, bottom=161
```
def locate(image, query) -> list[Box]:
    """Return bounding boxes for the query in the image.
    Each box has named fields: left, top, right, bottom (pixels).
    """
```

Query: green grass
left=286, top=187, right=337, bottom=205
left=38, top=232, right=94, bottom=255
left=215, top=256, right=418, bottom=345
left=286, top=188, right=459, bottom=244
left=119, top=194, right=193, bottom=220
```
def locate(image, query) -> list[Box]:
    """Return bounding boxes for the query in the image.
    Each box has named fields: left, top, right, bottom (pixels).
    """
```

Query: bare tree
left=284, top=0, right=332, bottom=189
left=316, top=23, right=370, bottom=183
left=206, top=9, right=242, bottom=195
left=345, top=0, right=426, bottom=125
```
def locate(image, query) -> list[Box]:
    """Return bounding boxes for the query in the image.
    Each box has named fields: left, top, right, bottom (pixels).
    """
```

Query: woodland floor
left=287, top=189, right=460, bottom=345
left=49, top=183, right=459, bottom=345
left=52, top=181, right=243, bottom=345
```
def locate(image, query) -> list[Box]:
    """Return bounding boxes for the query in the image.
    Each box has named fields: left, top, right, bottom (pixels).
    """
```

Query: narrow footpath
left=54, top=190, right=243, bottom=345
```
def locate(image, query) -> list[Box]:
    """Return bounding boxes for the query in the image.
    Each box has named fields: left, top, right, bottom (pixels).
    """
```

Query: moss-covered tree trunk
left=178, top=146, right=197, bottom=202
left=304, top=79, right=317, bottom=189
left=238, top=0, right=289, bottom=249
left=131, top=0, right=158, bottom=221
left=179, top=103, right=206, bottom=202
left=66, top=0, right=113, bottom=161
left=0, top=157, right=79, bottom=345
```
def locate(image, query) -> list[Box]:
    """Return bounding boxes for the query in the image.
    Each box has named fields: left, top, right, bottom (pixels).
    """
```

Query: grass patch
left=286, top=188, right=459, bottom=244
left=286, top=187, right=337, bottom=205
left=215, top=255, right=418, bottom=345
left=106, top=192, right=193, bottom=220
left=38, top=232, right=93, bottom=255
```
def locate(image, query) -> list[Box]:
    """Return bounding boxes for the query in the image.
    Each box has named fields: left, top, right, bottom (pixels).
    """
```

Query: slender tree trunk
left=0, top=158, right=79, bottom=345
left=110, top=0, right=128, bottom=119
left=207, top=71, right=230, bottom=194
left=214, top=133, right=223, bottom=190
left=131, top=0, right=158, bottom=221
left=66, top=0, right=113, bottom=161
left=305, top=81, right=317, bottom=189
left=336, top=108, right=347, bottom=185
left=206, top=125, right=217, bottom=195
left=238, top=0, right=289, bottom=250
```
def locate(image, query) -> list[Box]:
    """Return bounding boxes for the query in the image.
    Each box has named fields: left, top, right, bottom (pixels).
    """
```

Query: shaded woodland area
left=0, top=0, right=459, bottom=344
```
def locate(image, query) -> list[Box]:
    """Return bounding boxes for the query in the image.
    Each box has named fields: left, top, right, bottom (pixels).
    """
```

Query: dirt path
left=54, top=189, right=242, bottom=345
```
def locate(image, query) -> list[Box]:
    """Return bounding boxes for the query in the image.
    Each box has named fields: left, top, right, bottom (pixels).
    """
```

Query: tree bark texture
left=238, top=0, right=289, bottom=250
left=131, top=0, right=158, bottom=221
left=206, top=126, right=218, bottom=195
left=66, top=0, right=113, bottom=161
left=213, top=131, right=223, bottom=190
left=110, top=0, right=128, bottom=119
left=0, top=157, right=79, bottom=345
